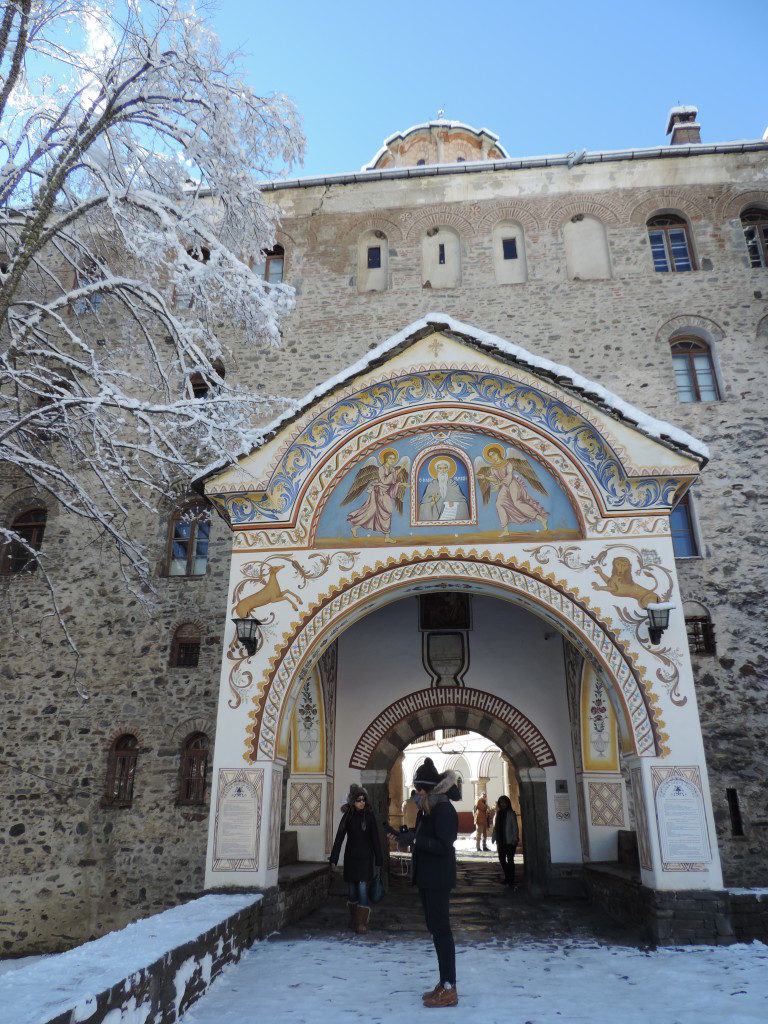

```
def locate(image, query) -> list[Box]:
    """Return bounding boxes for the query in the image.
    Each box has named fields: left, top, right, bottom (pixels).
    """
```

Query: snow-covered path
left=181, top=934, right=768, bottom=1024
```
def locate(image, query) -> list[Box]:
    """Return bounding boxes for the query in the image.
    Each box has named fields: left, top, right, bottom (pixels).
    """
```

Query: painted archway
left=199, top=315, right=722, bottom=895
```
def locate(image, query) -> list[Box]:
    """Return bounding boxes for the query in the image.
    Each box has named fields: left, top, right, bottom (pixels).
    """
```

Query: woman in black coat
left=397, top=758, right=460, bottom=1008
left=329, top=784, right=382, bottom=934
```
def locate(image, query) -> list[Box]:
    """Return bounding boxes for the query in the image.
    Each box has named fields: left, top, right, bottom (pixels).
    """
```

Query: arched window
left=178, top=732, right=210, bottom=805
left=417, top=159, right=426, bottom=166
left=188, top=359, right=225, bottom=400
left=2, top=507, right=47, bottom=574
left=106, top=734, right=138, bottom=807
left=492, top=220, right=527, bottom=284
left=167, top=502, right=210, bottom=576
left=421, top=226, right=461, bottom=288
left=670, top=493, right=699, bottom=558
left=670, top=338, right=720, bottom=402
left=683, top=601, right=716, bottom=655
left=741, top=207, right=768, bottom=268
left=262, top=244, right=284, bottom=284
left=170, top=623, right=201, bottom=667
left=647, top=214, right=695, bottom=272
left=357, top=230, right=389, bottom=293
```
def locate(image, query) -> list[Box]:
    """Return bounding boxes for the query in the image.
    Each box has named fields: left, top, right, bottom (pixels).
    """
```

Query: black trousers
left=419, top=888, right=456, bottom=985
left=498, top=842, right=517, bottom=883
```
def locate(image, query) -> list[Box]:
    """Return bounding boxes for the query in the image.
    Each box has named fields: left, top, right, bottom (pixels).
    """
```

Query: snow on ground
left=0, top=957, right=47, bottom=979
left=0, top=894, right=259, bottom=1024
left=181, top=935, right=768, bottom=1024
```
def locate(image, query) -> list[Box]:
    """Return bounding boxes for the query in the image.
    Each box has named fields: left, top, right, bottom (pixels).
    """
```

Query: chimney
left=666, top=105, right=701, bottom=145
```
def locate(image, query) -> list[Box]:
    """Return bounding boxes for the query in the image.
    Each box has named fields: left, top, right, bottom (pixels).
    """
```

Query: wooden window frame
left=647, top=214, right=696, bottom=273
left=670, top=338, right=720, bottom=403
left=741, top=208, right=768, bottom=268
left=685, top=615, right=716, bottom=656
left=106, top=734, right=138, bottom=807
left=178, top=732, right=210, bottom=806
left=170, top=624, right=201, bottom=668
left=166, top=502, right=211, bottom=577
left=1, top=507, right=47, bottom=574
left=263, top=244, right=285, bottom=284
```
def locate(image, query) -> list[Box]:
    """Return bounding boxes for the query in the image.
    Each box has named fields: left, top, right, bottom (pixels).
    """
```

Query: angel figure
left=475, top=444, right=549, bottom=534
left=341, top=448, right=410, bottom=540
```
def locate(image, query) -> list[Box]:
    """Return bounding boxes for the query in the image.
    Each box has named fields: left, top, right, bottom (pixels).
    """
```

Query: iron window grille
left=685, top=616, right=716, bottom=655
left=741, top=208, right=768, bottom=268
left=106, top=734, right=138, bottom=807
left=1, top=508, right=47, bottom=574
left=179, top=733, right=209, bottom=806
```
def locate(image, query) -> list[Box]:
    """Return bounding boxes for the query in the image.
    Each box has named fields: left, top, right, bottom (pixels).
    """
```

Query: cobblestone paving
left=281, top=854, right=641, bottom=946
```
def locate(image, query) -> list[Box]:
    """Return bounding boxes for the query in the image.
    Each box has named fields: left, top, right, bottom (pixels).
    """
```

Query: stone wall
left=2, top=143, right=768, bottom=951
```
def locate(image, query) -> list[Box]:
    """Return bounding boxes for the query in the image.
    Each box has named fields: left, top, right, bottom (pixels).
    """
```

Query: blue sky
left=213, top=0, right=768, bottom=178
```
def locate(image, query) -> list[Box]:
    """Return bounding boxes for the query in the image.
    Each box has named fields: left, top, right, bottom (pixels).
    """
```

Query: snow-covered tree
left=0, top=0, right=304, bottom=605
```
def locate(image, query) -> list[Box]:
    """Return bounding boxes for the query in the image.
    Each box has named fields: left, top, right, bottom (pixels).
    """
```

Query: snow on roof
left=363, top=120, right=509, bottom=171
left=195, top=314, right=708, bottom=488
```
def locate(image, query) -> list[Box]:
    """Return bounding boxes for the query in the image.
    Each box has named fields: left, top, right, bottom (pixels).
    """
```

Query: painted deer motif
left=234, top=564, right=303, bottom=618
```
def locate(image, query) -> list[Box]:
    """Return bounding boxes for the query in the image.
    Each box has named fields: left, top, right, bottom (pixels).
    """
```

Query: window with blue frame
left=671, top=494, right=699, bottom=557
left=647, top=214, right=695, bottom=273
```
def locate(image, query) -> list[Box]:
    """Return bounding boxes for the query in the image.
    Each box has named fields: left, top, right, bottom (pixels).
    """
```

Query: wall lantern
left=232, top=617, right=262, bottom=657
left=646, top=603, right=674, bottom=645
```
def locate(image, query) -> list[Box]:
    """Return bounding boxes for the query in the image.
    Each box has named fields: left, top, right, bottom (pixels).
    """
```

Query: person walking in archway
left=329, top=785, right=382, bottom=934
left=474, top=792, right=491, bottom=851
left=492, top=794, right=519, bottom=886
left=398, top=757, right=461, bottom=1008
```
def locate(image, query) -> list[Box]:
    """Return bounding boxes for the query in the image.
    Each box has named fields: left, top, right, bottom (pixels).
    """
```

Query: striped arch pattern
left=349, top=688, right=556, bottom=770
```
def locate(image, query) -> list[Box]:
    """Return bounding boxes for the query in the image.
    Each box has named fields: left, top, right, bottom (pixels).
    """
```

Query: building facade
left=2, top=111, right=767, bottom=953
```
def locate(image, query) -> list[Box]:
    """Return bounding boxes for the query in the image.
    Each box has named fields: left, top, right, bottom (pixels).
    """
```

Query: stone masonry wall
left=2, top=145, right=767, bottom=952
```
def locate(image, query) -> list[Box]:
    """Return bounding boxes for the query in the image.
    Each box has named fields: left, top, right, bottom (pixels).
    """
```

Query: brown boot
left=423, top=985, right=458, bottom=1008
left=347, top=901, right=357, bottom=931
left=354, top=904, right=371, bottom=934
left=422, top=982, right=443, bottom=1002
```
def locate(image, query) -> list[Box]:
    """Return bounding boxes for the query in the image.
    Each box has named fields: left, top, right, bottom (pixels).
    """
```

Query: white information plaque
left=212, top=768, right=263, bottom=871
left=655, top=774, right=711, bottom=867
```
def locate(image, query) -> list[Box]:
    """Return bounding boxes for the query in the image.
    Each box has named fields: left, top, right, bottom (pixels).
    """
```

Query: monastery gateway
left=198, top=314, right=720, bottom=899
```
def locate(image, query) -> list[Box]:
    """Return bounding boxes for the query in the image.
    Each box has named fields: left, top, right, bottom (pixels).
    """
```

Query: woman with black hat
left=398, top=756, right=460, bottom=1008
left=329, top=784, right=382, bottom=934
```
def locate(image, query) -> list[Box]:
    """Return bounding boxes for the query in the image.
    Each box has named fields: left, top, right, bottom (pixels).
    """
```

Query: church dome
left=363, top=117, right=509, bottom=171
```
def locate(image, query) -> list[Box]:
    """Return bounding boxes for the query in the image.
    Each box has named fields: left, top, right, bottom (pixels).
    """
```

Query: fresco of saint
left=474, top=444, right=549, bottom=534
left=417, top=456, right=470, bottom=522
left=341, top=448, right=410, bottom=539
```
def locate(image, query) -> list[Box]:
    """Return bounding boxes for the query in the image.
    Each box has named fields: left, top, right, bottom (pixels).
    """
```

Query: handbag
left=369, top=866, right=386, bottom=904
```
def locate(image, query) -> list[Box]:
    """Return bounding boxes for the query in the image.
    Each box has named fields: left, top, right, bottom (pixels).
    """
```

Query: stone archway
left=351, top=688, right=556, bottom=893
left=250, top=549, right=665, bottom=767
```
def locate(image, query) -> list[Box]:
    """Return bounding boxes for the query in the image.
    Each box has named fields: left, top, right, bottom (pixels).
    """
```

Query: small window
left=457, top=156, right=466, bottom=163
left=263, top=244, right=284, bottom=284
left=170, top=623, right=201, bottom=667
left=670, top=494, right=699, bottom=558
left=741, top=208, right=768, bottom=268
left=2, top=507, right=47, bottom=574
left=187, top=360, right=225, bottom=400
left=671, top=339, right=719, bottom=402
left=686, top=615, right=716, bottom=655
left=367, top=245, right=381, bottom=269
left=72, top=260, right=103, bottom=314
left=179, top=733, right=209, bottom=805
left=438, top=243, right=446, bottom=265
left=502, top=238, right=518, bottom=261
left=647, top=214, right=694, bottom=272
left=106, top=734, right=138, bottom=807
left=726, top=788, right=745, bottom=837
left=417, top=159, right=426, bottom=166
left=167, top=503, right=210, bottom=576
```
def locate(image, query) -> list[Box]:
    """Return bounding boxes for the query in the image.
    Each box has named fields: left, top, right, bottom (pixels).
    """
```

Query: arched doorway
left=199, top=317, right=722, bottom=904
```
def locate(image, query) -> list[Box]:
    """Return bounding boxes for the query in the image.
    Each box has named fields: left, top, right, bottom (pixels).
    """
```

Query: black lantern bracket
left=645, top=602, right=674, bottom=645
left=232, top=617, right=262, bottom=657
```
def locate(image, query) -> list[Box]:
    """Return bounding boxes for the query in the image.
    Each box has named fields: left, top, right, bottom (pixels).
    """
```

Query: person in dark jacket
left=492, top=794, right=520, bottom=886
left=398, top=757, right=460, bottom=1008
left=329, top=784, right=383, bottom=934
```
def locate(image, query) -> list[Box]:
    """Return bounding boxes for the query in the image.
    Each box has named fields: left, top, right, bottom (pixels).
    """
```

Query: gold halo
left=427, top=455, right=457, bottom=479
left=379, top=448, right=398, bottom=465
left=483, top=443, right=505, bottom=463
